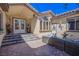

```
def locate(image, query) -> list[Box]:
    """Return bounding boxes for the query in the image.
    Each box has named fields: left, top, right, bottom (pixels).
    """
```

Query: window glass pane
left=21, top=20, right=25, bottom=29
left=59, top=24, right=62, bottom=30
left=52, top=25, right=56, bottom=30
left=43, top=21, right=45, bottom=30
left=40, top=20, right=42, bottom=30
left=68, top=21, right=75, bottom=30
left=46, top=22, right=48, bottom=30
left=49, top=22, right=51, bottom=30
left=76, top=20, right=79, bottom=30
left=43, top=16, right=48, bottom=21
left=15, top=20, right=19, bottom=29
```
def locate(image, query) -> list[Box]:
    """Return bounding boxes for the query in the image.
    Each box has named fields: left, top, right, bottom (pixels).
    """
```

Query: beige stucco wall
left=31, top=16, right=40, bottom=35
left=52, top=13, right=79, bottom=24
left=7, top=4, right=37, bottom=20
left=0, top=7, right=7, bottom=47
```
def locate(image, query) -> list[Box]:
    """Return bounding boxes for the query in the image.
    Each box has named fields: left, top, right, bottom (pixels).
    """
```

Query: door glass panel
left=21, top=20, right=25, bottom=29
left=15, top=20, right=19, bottom=29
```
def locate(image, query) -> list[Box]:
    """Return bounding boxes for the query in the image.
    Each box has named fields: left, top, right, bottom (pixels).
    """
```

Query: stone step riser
left=2, top=39, right=24, bottom=43
left=5, top=36, right=20, bottom=38
left=1, top=41, right=24, bottom=47
left=1, top=34, right=24, bottom=47
left=5, top=36, right=20, bottom=37
left=2, top=40, right=24, bottom=44
left=3, top=37, right=22, bottom=40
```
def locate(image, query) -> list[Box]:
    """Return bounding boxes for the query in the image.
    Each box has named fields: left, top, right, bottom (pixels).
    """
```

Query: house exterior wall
left=7, top=4, right=37, bottom=19
left=6, top=4, right=38, bottom=33
left=52, top=17, right=67, bottom=35
left=6, top=4, right=52, bottom=37
left=52, top=13, right=79, bottom=38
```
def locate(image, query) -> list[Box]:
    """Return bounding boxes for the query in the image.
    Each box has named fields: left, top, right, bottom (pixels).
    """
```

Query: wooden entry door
left=13, top=19, right=26, bottom=33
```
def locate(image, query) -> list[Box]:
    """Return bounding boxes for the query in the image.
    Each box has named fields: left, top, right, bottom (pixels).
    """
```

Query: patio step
left=2, top=38, right=24, bottom=43
left=3, top=36, right=22, bottom=40
left=1, top=34, right=24, bottom=47
left=1, top=34, right=41, bottom=47
left=1, top=40, right=24, bottom=47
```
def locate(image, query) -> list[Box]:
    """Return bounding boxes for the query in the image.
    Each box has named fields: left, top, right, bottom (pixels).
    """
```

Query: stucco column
left=31, top=16, right=40, bottom=35
left=0, top=7, right=7, bottom=47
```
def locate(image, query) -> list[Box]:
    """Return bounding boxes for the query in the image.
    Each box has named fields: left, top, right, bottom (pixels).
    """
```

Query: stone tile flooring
left=0, top=39, right=70, bottom=56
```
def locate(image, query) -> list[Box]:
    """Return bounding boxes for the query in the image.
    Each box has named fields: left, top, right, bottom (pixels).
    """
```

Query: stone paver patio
left=0, top=39, right=70, bottom=56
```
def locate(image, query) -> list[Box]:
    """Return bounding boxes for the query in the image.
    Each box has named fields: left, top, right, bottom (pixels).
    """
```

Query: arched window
left=40, top=16, right=51, bottom=31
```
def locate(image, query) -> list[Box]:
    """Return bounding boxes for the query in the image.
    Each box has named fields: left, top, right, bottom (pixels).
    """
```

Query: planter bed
left=42, top=36, right=79, bottom=56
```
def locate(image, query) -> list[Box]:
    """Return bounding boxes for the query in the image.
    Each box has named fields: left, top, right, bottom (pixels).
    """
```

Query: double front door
left=13, top=19, right=26, bottom=33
